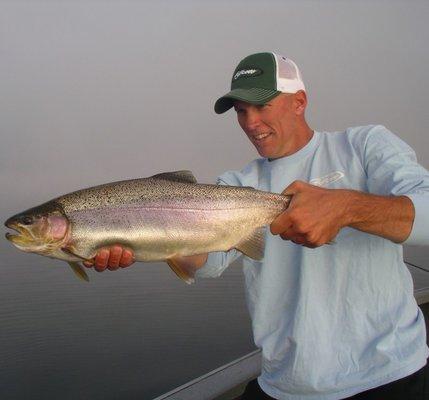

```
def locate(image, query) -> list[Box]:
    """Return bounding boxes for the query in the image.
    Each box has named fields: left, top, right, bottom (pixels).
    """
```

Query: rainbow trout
left=5, top=171, right=291, bottom=283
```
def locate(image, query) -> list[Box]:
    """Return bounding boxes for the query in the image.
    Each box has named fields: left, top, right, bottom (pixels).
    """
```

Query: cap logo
left=233, top=68, right=262, bottom=81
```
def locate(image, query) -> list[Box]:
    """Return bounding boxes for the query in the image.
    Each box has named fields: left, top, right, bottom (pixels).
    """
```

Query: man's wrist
left=337, top=189, right=362, bottom=228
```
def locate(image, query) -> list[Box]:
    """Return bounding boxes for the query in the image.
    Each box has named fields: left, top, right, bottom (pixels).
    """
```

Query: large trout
left=5, top=171, right=291, bottom=283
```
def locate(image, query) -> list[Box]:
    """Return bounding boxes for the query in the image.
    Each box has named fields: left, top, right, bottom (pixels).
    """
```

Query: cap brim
left=214, top=88, right=281, bottom=114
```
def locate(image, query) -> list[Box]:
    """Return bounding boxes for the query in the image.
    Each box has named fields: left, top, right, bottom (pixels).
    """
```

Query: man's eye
left=254, top=104, right=266, bottom=111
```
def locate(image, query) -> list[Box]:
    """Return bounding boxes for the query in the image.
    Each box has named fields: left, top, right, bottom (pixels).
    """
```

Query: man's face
left=233, top=93, right=300, bottom=159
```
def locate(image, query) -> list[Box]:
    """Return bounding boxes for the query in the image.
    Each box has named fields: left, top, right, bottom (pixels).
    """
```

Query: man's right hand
left=83, top=246, right=209, bottom=275
left=83, top=245, right=135, bottom=272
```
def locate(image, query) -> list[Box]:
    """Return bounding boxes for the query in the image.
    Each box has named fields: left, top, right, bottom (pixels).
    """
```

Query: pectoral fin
left=67, top=262, right=90, bottom=282
left=61, top=246, right=93, bottom=262
left=166, top=258, right=196, bottom=285
left=235, top=227, right=265, bottom=260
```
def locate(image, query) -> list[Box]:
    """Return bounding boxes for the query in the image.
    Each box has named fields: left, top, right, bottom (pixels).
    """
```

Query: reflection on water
left=0, top=247, right=254, bottom=400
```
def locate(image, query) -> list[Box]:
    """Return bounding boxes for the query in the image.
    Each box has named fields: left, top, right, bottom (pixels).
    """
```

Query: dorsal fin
left=149, top=170, right=197, bottom=184
left=235, top=227, right=266, bottom=260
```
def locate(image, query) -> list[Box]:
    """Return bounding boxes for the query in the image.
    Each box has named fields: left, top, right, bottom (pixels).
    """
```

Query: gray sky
left=1, top=0, right=428, bottom=213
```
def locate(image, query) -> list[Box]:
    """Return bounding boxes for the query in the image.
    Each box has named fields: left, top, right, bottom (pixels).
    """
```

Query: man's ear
left=293, top=90, right=307, bottom=115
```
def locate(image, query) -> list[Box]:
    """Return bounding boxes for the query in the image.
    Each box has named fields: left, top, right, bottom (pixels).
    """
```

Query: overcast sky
left=1, top=0, right=428, bottom=215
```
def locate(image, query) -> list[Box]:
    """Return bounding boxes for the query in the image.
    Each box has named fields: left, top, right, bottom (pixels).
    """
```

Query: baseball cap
left=214, top=52, right=305, bottom=114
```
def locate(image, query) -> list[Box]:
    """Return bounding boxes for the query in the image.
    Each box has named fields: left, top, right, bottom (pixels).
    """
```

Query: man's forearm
left=271, top=181, right=416, bottom=247
left=343, top=190, right=415, bottom=243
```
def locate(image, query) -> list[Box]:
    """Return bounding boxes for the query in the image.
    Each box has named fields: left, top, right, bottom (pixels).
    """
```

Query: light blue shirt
left=197, top=125, right=429, bottom=399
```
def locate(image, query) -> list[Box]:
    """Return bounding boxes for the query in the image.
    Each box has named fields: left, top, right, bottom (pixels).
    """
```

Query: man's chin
left=254, top=144, right=286, bottom=160
left=256, top=147, right=277, bottom=159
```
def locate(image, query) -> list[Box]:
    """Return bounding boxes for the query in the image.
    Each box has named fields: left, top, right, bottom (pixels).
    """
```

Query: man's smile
left=253, top=132, right=273, bottom=141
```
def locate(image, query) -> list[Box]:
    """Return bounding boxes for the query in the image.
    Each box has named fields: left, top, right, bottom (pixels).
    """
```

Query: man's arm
left=270, top=180, right=414, bottom=247
left=340, top=190, right=414, bottom=243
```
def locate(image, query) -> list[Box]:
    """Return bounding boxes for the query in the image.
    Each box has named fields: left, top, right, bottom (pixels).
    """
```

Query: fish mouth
left=4, top=221, right=33, bottom=246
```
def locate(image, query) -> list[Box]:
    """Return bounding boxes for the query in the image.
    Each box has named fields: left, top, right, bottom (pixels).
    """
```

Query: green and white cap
left=214, top=52, right=305, bottom=114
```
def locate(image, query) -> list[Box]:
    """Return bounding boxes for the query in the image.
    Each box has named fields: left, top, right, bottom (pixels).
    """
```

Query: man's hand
left=270, top=180, right=352, bottom=247
left=82, top=247, right=208, bottom=274
left=83, top=245, right=135, bottom=272
left=270, top=180, right=415, bottom=246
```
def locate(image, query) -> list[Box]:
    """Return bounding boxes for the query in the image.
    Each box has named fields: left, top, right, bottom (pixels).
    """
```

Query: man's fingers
left=94, top=248, right=110, bottom=272
left=280, top=230, right=296, bottom=241
left=281, top=180, right=306, bottom=196
left=83, top=246, right=135, bottom=272
left=119, top=248, right=134, bottom=268
left=290, top=236, right=307, bottom=245
left=107, top=245, right=123, bottom=271
left=270, top=212, right=293, bottom=235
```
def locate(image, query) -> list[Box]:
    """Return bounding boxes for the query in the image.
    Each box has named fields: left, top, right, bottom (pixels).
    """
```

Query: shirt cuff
left=404, top=193, right=429, bottom=246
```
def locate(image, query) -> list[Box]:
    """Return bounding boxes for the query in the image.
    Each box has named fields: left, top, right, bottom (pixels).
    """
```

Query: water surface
left=0, top=248, right=254, bottom=400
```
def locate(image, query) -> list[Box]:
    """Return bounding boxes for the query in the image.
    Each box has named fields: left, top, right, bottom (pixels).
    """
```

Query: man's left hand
left=270, top=180, right=352, bottom=248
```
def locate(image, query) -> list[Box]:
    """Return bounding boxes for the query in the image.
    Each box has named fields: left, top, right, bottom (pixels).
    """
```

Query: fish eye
left=21, top=216, right=33, bottom=225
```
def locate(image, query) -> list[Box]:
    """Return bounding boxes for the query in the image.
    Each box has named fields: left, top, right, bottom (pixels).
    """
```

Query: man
left=86, top=53, right=429, bottom=399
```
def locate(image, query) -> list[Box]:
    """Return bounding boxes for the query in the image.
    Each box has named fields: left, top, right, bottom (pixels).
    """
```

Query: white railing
left=152, top=349, right=261, bottom=400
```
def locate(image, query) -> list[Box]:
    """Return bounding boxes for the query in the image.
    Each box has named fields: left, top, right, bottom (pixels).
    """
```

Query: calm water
left=0, top=243, right=254, bottom=400
left=1, top=233, right=428, bottom=400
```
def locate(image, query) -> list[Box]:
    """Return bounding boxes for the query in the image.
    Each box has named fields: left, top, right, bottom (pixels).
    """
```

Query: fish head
left=5, top=201, right=69, bottom=256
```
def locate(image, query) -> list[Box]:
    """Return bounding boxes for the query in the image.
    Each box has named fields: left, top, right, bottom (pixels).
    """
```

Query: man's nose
left=244, top=111, right=261, bottom=131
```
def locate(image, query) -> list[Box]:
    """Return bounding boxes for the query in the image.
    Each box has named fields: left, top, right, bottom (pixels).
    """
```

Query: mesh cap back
left=274, top=53, right=305, bottom=93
